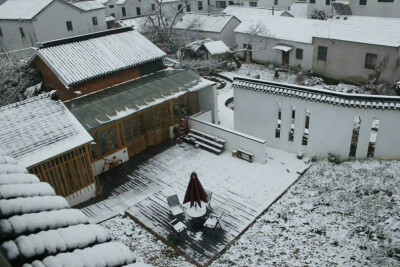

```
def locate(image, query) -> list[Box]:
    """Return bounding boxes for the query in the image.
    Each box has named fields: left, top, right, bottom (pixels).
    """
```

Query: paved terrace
left=79, top=141, right=310, bottom=265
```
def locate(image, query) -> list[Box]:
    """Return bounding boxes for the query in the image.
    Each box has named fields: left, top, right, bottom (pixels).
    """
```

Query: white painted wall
left=189, top=115, right=267, bottom=163
left=103, top=0, right=119, bottom=17
left=312, top=38, right=400, bottom=83
left=234, top=83, right=400, bottom=160
left=198, top=84, right=219, bottom=123
left=66, top=183, right=97, bottom=206
left=241, top=0, right=296, bottom=9
left=34, top=1, right=107, bottom=43
left=347, top=0, right=400, bottom=18
left=0, top=0, right=107, bottom=51
left=235, top=32, right=313, bottom=69
left=92, top=147, right=129, bottom=175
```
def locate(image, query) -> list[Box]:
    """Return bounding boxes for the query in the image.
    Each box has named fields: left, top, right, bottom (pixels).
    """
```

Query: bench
left=188, top=133, right=224, bottom=149
left=237, top=148, right=254, bottom=163
left=184, top=129, right=225, bottom=155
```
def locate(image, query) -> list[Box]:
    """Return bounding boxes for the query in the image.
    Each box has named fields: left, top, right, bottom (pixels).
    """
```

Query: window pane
left=65, top=163, right=76, bottom=192
left=57, top=166, right=68, bottom=195
left=73, top=160, right=84, bottom=188
left=91, top=134, right=101, bottom=159
left=123, top=120, right=133, bottom=141
left=118, top=123, right=125, bottom=146
left=107, top=126, right=118, bottom=151
left=132, top=117, right=140, bottom=137
left=99, top=130, right=109, bottom=155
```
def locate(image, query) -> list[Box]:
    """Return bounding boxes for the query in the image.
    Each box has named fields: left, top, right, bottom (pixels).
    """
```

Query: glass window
left=73, top=160, right=84, bottom=188
left=91, top=134, right=101, bottom=159
left=365, top=53, right=377, bottom=69
left=92, top=17, right=98, bottom=26
left=317, top=46, right=328, bottom=61
left=359, top=0, right=367, bottom=5
left=57, top=166, right=68, bottom=195
left=132, top=117, right=140, bottom=137
left=107, top=126, right=118, bottom=151
left=122, top=7, right=126, bottom=17
left=326, top=0, right=330, bottom=5
left=80, top=157, right=92, bottom=185
left=296, top=48, right=303, bottom=60
left=250, top=1, right=257, bottom=7
left=136, top=7, right=141, bottom=16
left=66, top=21, right=73, bottom=31
left=198, top=1, right=203, bottom=10
left=123, top=120, right=133, bottom=142
left=310, top=0, right=315, bottom=3
left=216, top=1, right=226, bottom=8
left=98, top=130, right=109, bottom=155
left=65, top=163, right=76, bottom=191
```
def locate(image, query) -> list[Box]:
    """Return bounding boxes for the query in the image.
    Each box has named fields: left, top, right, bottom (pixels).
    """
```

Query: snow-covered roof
left=233, top=77, right=400, bottom=111
left=0, top=0, right=53, bottom=20
left=0, top=154, right=136, bottom=266
left=185, top=38, right=214, bottom=52
left=0, top=0, right=105, bottom=20
left=315, top=16, right=400, bottom=47
left=35, top=27, right=166, bottom=87
left=118, top=15, right=163, bottom=33
left=106, top=15, right=115, bottom=21
left=287, top=1, right=308, bottom=18
left=0, top=92, right=93, bottom=167
left=65, top=69, right=215, bottom=130
left=235, top=16, right=317, bottom=44
left=203, top=40, right=230, bottom=55
left=116, top=0, right=127, bottom=5
left=235, top=15, right=400, bottom=47
left=71, top=0, right=105, bottom=11
left=223, top=6, right=285, bottom=21
left=174, top=13, right=239, bottom=33
left=95, top=0, right=111, bottom=5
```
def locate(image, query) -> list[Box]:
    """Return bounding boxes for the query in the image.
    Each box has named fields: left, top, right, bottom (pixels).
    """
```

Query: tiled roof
left=203, top=40, right=230, bottom=55
left=0, top=153, right=136, bottom=266
left=35, top=27, right=166, bottom=87
left=174, top=13, right=239, bottom=33
left=233, top=77, right=400, bottom=111
left=0, top=92, right=92, bottom=167
left=0, top=0, right=53, bottom=20
left=223, top=6, right=285, bottom=21
left=65, top=69, right=215, bottom=130
left=235, top=15, right=400, bottom=47
left=71, top=1, right=105, bottom=11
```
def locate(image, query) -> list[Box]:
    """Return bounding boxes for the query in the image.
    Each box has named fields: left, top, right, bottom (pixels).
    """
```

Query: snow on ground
left=212, top=160, right=400, bottom=267
left=216, top=80, right=234, bottom=129
left=101, top=216, right=193, bottom=267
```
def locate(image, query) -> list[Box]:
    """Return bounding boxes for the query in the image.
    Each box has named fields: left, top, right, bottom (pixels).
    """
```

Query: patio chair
left=167, top=194, right=185, bottom=217
left=203, top=212, right=223, bottom=234
left=204, top=189, right=213, bottom=211
left=168, top=219, right=187, bottom=239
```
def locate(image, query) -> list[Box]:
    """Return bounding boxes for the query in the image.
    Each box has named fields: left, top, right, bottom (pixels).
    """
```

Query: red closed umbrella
left=183, top=172, right=208, bottom=208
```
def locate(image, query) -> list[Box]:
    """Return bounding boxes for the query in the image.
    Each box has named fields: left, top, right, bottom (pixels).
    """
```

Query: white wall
left=189, top=115, right=267, bottom=163
left=344, top=0, right=400, bottom=18
left=242, top=0, right=296, bottom=9
left=92, top=147, right=129, bottom=175
left=103, top=0, right=119, bottom=17
left=33, top=1, right=107, bottom=43
left=312, top=38, right=400, bottom=83
left=235, top=32, right=313, bottom=69
left=0, top=20, right=36, bottom=51
left=198, top=84, right=219, bottom=123
left=234, top=82, right=400, bottom=160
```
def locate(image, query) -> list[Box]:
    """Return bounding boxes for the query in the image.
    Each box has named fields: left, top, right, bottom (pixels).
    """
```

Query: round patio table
left=185, top=203, right=207, bottom=218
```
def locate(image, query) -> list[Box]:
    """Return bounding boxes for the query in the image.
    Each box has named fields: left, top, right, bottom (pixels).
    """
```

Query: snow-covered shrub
left=311, top=9, right=327, bottom=20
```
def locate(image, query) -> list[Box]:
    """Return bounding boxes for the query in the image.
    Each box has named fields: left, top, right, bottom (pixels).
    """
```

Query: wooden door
left=282, top=51, right=289, bottom=65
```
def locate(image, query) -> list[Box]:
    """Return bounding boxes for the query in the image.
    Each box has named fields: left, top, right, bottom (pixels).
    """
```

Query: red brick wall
left=34, top=58, right=162, bottom=101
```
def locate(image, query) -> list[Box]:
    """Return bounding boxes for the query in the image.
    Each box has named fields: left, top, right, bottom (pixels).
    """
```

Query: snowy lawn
left=215, top=79, right=234, bottom=129
left=212, top=160, right=400, bottom=266
left=97, top=144, right=309, bottom=265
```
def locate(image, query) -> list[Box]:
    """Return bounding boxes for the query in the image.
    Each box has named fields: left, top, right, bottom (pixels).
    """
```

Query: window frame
left=359, top=0, right=367, bottom=5
left=296, top=48, right=303, bottom=60
left=66, top=21, right=73, bottom=31
left=317, top=46, right=328, bottom=61
left=364, top=53, right=377, bottom=70
left=121, top=7, right=126, bottom=17
left=92, top=16, right=98, bottom=26
left=215, top=1, right=227, bottom=8
left=198, top=1, right=203, bottom=10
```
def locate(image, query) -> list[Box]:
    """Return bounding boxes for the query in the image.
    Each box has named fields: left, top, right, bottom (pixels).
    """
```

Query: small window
left=296, top=48, right=303, bottom=60
left=136, top=7, right=141, bottom=16
left=250, top=1, right=257, bottom=7
left=151, top=3, right=156, bottom=11
left=229, top=1, right=234, bottom=5
left=66, top=21, right=73, bottom=31
left=198, top=1, right=203, bottom=10
left=109, top=4, right=114, bottom=8
left=178, top=4, right=183, bottom=13
left=310, top=0, right=315, bottom=3
left=274, top=0, right=278, bottom=5
left=92, top=16, right=98, bottom=26
left=326, top=0, right=330, bottom=5
left=359, top=0, right=367, bottom=5
left=122, top=7, right=126, bottom=17
left=216, top=1, right=226, bottom=8
left=378, top=0, right=394, bottom=2
left=19, top=27, right=25, bottom=38
left=365, top=53, right=377, bottom=69
left=0, top=27, right=3, bottom=37
left=317, top=46, right=328, bottom=61
left=186, top=4, right=191, bottom=12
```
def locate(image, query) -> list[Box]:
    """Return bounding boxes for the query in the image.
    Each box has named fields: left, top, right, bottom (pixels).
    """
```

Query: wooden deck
left=79, top=141, right=310, bottom=265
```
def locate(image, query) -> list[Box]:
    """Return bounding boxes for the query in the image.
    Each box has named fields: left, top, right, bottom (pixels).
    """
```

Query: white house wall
left=103, top=0, right=119, bottom=17
left=242, top=0, right=296, bottom=9
left=312, top=38, right=400, bottom=83
left=0, top=20, right=36, bottom=51
left=235, top=32, right=313, bottom=69
left=234, top=84, right=400, bottom=160
left=33, top=1, right=107, bottom=43
left=198, top=85, right=218, bottom=123
left=348, top=0, right=400, bottom=18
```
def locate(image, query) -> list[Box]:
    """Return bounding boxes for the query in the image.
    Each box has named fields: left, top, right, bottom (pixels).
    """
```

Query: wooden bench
left=184, top=129, right=225, bottom=155
left=188, top=133, right=224, bottom=149
left=191, top=129, right=226, bottom=144
left=237, top=149, right=254, bottom=163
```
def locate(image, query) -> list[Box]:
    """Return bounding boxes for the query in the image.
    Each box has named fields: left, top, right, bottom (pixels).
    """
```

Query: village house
left=0, top=92, right=97, bottom=206
left=0, top=154, right=135, bottom=266
left=0, top=0, right=107, bottom=51
left=65, top=68, right=217, bottom=175
left=235, top=15, right=400, bottom=83
left=200, top=40, right=231, bottom=59
left=208, top=0, right=243, bottom=12
left=30, top=27, right=166, bottom=101
left=233, top=77, right=400, bottom=160
left=222, top=5, right=288, bottom=19
left=173, top=13, right=241, bottom=48
left=239, top=0, right=298, bottom=9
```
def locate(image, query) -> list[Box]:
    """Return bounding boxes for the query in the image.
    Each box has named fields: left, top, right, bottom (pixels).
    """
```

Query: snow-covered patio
left=80, top=141, right=310, bottom=265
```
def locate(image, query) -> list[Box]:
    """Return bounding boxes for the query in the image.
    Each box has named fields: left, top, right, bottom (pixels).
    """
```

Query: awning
left=273, top=45, right=293, bottom=52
